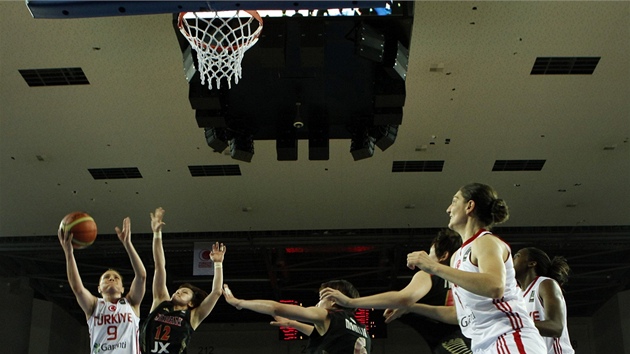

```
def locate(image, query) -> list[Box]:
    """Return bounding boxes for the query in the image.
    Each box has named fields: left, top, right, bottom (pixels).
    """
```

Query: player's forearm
left=210, top=262, right=223, bottom=296
left=152, top=232, right=166, bottom=269
left=285, top=320, right=314, bottom=336
left=408, top=304, right=458, bottom=325
left=125, top=242, right=147, bottom=281
left=349, top=291, right=416, bottom=310
left=238, top=299, right=281, bottom=316
left=535, top=319, right=564, bottom=338
left=65, top=252, right=85, bottom=294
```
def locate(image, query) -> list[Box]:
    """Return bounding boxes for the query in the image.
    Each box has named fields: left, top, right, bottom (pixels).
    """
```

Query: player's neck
left=172, top=303, right=188, bottom=311
left=459, top=220, right=486, bottom=242
left=519, top=272, right=537, bottom=290
left=102, top=293, right=123, bottom=303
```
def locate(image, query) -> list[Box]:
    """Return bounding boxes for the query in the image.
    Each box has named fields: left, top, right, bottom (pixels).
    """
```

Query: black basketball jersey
left=399, top=275, right=470, bottom=351
left=306, top=309, right=371, bottom=354
left=140, top=301, right=195, bottom=354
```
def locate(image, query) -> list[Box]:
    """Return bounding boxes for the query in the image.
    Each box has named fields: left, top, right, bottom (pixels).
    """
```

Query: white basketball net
left=178, top=10, right=263, bottom=90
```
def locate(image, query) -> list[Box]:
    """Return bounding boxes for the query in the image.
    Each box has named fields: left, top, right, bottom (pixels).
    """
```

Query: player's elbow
left=547, top=321, right=564, bottom=338
left=209, top=287, right=223, bottom=298
left=269, top=303, right=285, bottom=316
left=136, top=271, right=147, bottom=283
left=487, top=284, right=504, bottom=299
left=398, top=296, right=418, bottom=308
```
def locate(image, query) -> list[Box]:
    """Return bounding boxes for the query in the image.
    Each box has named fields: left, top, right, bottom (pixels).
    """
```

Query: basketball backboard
left=26, top=0, right=412, bottom=162
left=174, top=2, right=413, bottom=161
left=26, top=1, right=390, bottom=18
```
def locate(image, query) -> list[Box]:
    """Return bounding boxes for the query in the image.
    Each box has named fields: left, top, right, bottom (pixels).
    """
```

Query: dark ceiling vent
left=88, top=167, right=142, bottom=180
left=392, top=160, right=444, bottom=172
left=530, top=57, right=600, bottom=75
left=189, top=165, right=242, bottom=177
left=492, top=160, right=546, bottom=172
left=18, top=67, right=89, bottom=87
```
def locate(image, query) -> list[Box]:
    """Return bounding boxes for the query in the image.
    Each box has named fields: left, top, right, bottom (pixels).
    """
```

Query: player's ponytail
left=525, top=247, right=571, bottom=288
left=459, top=183, right=510, bottom=228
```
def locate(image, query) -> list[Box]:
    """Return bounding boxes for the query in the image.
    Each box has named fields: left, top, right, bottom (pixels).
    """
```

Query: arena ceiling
left=1, top=1, right=629, bottom=326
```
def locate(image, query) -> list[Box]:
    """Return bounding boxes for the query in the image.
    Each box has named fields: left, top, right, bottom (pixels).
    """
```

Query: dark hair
left=432, top=229, right=462, bottom=265
left=459, top=183, right=509, bottom=227
left=178, top=283, right=208, bottom=309
left=319, top=279, right=359, bottom=314
left=523, top=247, right=571, bottom=287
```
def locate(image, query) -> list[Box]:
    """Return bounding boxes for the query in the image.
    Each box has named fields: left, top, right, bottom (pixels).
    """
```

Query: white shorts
left=474, top=330, right=546, bottom=354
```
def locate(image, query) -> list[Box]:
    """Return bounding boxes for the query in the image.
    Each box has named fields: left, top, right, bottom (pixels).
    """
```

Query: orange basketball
left=60, top=212, right=97, bottom=249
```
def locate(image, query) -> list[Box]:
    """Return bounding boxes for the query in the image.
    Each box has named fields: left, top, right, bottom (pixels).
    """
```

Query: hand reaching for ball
left=115, top=217, right=131, bottom=245
left=210, top=242, right=226, bottom=263
left=57, top=224, right=74, bottom=253
left=58, top=212, right=97, bottom=251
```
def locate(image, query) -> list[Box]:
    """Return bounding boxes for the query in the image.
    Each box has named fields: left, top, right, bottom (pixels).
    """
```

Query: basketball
left=60, top=212, right=97, bottom=249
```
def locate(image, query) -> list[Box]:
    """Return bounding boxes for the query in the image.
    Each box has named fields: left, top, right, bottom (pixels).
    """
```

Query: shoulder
left=539, top=277, right=562, bottom=294
left=326, top=309, right=345, bottom=319
left=471, top=233, right=506, bottom=253
left=470, top=233, right=509, bottom=263
left=476, top=231, right=502, bottom=243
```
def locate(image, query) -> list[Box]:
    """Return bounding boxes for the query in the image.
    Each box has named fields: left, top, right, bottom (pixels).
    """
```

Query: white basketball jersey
left=520, top=276, right=575, bottom=354
left=452, top=230, right=545, bottom=353
left=88, top=298, right=140, bottom=354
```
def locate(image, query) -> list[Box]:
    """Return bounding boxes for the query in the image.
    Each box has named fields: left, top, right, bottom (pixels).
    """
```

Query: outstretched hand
left=151, top=207, right=165, bottom=233
left=270, top=315, right=292, bottom=328
left=115, top=217, right=131, bottom=245
left=383, top=308, right=408, bottom=324
left=57, top=224, right=73, bottom=253
left=210, top=242, right=226, bottom=263
left=223, top=284, right=242, bottom=309
left=319, top=287, right=351, bottom=307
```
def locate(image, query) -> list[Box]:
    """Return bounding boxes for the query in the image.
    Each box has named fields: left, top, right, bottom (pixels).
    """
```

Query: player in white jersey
left=89, top=297, right=141, bottom=353
left=404, top=183, right=546, bottom=353
left=514, top=248, right=575, bottom=354
left=59, top=215, right=146, bottom=354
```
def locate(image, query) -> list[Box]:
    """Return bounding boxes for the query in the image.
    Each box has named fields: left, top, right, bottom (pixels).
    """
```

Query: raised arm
left=223, top=284, right=329, bottom=328
left=535, top=279, right=567, bottom=337
left=320, top=270, right=432, bottom=309
left=150, top=208, right=169, bottom=311
left=190, top=242, right=226, bottom=329
left=58, top=227, right=97, bottom=319
left=116, top=217, right=147, bottom=313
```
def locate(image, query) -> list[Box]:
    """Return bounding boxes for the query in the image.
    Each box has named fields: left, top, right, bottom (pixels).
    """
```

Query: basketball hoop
left=178, top=10, right=263, bottom=90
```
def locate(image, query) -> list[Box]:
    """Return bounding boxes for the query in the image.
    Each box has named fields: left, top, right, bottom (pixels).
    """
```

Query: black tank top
left=399, top=275, right=464, bottom=348
left=141, top=301, right=195, bottom=354
left=307, top=309, right=371, bottom=354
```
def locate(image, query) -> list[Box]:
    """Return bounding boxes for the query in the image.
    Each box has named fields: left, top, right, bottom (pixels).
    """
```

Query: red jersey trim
left=521, top=276, right=540, bottom=298
left=461, top=228, right=488, bottom=248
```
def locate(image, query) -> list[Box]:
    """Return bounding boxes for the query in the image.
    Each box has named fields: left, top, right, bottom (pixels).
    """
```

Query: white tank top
left=452, top=229, right=541, bottom=352
left=520, top=276, right=575, bottom=354
left=88, top=298, right=140, bottom=354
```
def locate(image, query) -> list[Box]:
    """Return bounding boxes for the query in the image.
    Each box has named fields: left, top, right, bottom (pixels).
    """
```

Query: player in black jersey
left=223, top=279, right=371, bottom=354
left=320, top=230, right=471, bottom=354
left=140, top=208, right=226, bottom=354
